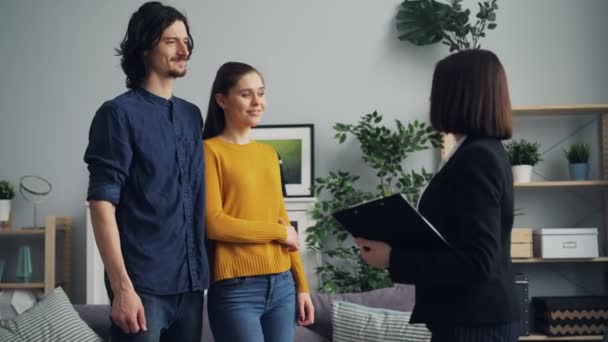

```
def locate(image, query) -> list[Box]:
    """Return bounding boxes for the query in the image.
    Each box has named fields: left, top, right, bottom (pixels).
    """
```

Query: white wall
left=1, top=0, right=607, bottom=303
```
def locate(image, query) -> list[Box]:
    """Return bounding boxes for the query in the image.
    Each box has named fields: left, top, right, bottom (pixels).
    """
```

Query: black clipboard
left=332, top=193, right=449, bottom=250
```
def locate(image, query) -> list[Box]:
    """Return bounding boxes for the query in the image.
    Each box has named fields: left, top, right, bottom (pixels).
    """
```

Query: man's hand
left=296, top=292, right=315, bottom=326
left=278, top=217, right=300, bottom=251
left=111, top=287, right=147, bottom=334
left=355, top=238, right=392, bottom=269
left=90, top=200, right=147, bottom=334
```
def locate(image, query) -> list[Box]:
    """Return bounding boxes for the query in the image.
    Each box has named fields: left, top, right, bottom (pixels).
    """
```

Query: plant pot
left=569, top=163, right=589, bottom=181
left=0, top=199, right=10, bottom=222
left=512, top=165, right=533, bottom=183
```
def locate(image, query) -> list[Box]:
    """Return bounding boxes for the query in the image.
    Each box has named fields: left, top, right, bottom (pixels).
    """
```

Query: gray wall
left=1, top=0, right=607, bottom=303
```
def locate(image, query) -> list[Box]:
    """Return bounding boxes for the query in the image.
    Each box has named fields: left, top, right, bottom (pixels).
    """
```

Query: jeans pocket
left=280, top=271, right=294, bottom=281
left=213, top=277, right=248, bottom=288
left=278, top=272, right=295, bottom=291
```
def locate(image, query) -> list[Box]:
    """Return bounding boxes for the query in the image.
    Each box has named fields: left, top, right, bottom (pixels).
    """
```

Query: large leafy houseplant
left=396, top=0, right=499, bottom=52
left=305, top=111, right=442, bottom=293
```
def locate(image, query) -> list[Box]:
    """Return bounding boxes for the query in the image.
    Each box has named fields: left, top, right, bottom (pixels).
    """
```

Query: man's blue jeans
left=207, top=271, right=297, bottom=342
left=106, top=285, right=204, bottom=342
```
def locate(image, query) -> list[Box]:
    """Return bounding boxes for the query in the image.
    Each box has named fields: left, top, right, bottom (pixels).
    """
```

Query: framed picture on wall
left=251, top=124, right=314, bottom=197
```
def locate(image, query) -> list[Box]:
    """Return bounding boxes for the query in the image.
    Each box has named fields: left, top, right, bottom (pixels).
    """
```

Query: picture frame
left=251, top=124, right=314, bottom=197
left=286, top=206, right=321, bottom=289
left=287, top=209, right=310, bottom=246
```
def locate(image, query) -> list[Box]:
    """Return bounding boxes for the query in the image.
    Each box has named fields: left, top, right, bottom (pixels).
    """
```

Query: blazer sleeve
left=388, top=145, right=506, bottom=285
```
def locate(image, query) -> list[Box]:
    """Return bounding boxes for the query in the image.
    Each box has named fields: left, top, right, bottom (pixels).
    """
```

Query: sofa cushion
left=331, top=301, right=430, bottom=342
left=309, top=284, right=415, bottom=339
left=0, top=288, right=103, bottom=342
left=73, top=304, right=111, bottom=340
left=296, top=325, right=330, bottom=342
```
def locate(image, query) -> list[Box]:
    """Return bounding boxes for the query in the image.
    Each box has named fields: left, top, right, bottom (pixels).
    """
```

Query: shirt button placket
left=174, top=111, right=198, bottom=287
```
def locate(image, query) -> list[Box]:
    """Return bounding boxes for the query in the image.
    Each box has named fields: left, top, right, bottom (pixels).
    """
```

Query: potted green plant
left=0, top=180, right=15, bottom=223
left=505, top=139, right=542, bottom=183
left=305, top=111, right=442, bottom=293
left=563, top=143, right=591, bottom=181
left=396, top=0, right=499, bottom=52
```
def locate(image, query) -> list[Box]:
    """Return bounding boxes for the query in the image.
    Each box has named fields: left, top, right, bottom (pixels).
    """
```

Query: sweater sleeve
left=204, top=144, right=288, bottom=244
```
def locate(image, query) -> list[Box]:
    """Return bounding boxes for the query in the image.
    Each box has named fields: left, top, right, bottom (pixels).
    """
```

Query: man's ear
left=215, top=93, right=226, bottom=109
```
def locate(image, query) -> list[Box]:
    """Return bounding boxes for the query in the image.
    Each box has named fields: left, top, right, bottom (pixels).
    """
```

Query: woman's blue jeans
left=207, top=271, right=296, bottom=342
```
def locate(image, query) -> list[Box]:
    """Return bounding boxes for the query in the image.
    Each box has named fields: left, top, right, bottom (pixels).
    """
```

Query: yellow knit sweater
left=203, top=137, right=310, bottom=293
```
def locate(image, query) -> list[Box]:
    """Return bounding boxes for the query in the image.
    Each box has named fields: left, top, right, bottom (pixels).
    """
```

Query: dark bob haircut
left=116, top=2, right=193, bottom=89
left=430, top=49, right=512, bottom=139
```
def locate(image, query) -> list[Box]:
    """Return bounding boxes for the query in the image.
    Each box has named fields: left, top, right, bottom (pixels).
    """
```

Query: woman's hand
left=355, top=238, right=391, bottom=269
left=296, top=292, right=315, bottom=326
left=278, top=217, right=300, bottom=251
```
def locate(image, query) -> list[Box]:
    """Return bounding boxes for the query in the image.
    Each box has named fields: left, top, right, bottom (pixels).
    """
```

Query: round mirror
left=19, top=175, right=52, bottom=228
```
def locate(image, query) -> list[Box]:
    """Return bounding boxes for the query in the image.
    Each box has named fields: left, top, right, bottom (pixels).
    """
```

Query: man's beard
left=169, top=68, right=187, bottom=78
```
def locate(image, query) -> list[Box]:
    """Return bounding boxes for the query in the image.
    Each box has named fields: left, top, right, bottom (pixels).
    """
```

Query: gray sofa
left=74, top=285, right=415, bottom=342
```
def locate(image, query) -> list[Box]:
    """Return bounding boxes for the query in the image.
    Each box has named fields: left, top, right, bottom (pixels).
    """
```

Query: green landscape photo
left=258, top=139, right=302, bottom=184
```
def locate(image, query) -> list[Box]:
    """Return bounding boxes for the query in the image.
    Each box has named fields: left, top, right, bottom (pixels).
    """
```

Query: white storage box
left=533, top=228, right=599, bottom=259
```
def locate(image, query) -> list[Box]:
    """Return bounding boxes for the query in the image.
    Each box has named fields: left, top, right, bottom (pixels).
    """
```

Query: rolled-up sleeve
left=84, top=103, right=132, bottom=205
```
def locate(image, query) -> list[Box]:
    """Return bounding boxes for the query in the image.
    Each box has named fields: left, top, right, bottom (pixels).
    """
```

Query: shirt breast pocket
left=128, top=114, right=173, bottom=165
left=134, top=134, right=175, bottom=168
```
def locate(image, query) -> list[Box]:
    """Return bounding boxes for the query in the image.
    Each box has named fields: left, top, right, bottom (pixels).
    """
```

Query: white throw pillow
left=332, top=300, right=431, bottom=342
left=0, top=287, right=103, bottom=342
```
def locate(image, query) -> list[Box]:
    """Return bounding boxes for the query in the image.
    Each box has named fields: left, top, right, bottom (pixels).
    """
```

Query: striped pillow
left=0, top=287, right=103, bottom=342
left=332, top=300, right=431, bottom=342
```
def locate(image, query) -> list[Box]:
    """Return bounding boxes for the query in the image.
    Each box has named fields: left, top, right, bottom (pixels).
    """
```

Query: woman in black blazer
left=357, top=49, right=519, bottom=342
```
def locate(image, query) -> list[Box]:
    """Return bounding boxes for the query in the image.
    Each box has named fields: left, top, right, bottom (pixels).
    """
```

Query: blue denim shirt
left=84, top=88, right=209, bottom=295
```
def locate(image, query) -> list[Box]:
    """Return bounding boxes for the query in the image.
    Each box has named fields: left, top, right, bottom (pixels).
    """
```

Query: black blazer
left=389, top=137, right=519, bottom=327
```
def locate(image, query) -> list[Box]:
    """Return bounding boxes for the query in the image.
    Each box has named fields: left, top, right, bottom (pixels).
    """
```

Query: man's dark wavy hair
left=116, top=2, right=194, bottom=89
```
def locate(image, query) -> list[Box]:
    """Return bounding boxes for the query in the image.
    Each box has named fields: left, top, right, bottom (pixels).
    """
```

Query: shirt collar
left=134, top=87, right=175, bottom=106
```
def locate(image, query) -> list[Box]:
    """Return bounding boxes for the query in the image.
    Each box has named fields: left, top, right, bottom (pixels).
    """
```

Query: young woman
left=356, top=49, right=519, bottom=342
left=202, top=62, right=314, bottom=342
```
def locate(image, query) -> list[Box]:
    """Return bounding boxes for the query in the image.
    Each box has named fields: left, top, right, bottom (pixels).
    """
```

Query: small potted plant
left=0, top=180, right=15, bottom=223
left=505, top=139, right=542, bottom=183
left=563, top=143, right=591, bottom=181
